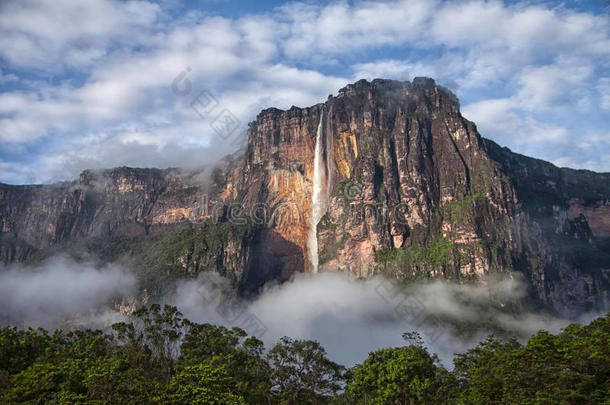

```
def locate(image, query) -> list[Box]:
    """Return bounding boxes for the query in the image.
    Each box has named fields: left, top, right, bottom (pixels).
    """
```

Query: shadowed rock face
left=1, top=167, right=205, bottom=250
left=1, top=78, right=608, bottom=317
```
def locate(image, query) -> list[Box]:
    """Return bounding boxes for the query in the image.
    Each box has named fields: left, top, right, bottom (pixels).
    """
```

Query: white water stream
left=308, top=110, right=325, bottom=273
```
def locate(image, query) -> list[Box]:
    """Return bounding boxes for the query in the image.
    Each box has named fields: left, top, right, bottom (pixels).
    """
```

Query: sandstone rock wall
left=1, top=78, right=608, bottom=316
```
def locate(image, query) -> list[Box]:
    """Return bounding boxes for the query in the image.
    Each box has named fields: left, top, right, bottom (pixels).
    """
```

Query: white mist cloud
left=0, top=259, right=597, bottom=368
left=2, top=0, right=609, bottom=183
left=0, top=256, right=136, bottom=329
left=0, top=0, right=161, bottom=70
left=167, top=271, right=576, bottom=367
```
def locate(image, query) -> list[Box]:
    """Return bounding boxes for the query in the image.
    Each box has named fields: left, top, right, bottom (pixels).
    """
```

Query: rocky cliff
left=1, top=78, right=608, bottom=316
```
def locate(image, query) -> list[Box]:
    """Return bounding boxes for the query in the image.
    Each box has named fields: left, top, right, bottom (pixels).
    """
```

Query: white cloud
left=514, top=59, right=594, bottom=111
left=0, top=256, right=136, bottom=329
left=0, top=5, right=347, bottom=181
left=0, top=0, right=162, bottom=70
left=0, top=0, right=608, bottom=183
left=463, top=98, right=610, bottom=172
left=352, top=60, right=423, bottom=82
left=0, top=70, right=18, bottom=83
left=551, top=131, right=610, bottom=172
left=171, top=272, right=573, bottom=367
left=278, top=0, right=435, bottom=60
left=462, top=98, right=569, bottom=145
left=351, top=56, right=467, bottom=91
left=278, top=0, right=609, bottom=68
left=598, top=78, right=610, bottom=110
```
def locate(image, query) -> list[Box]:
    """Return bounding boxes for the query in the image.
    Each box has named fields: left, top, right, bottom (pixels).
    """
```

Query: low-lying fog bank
left=171, top=271, right=592, bottom=367
left=2, top=256, right=602, bottom=367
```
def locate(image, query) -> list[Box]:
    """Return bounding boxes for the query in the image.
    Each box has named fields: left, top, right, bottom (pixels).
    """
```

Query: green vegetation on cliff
left=124, top=219, right=252, bottom=295
left=376, top=236, right=461, bottom=280
left=25, top=218, right=253, bottom=298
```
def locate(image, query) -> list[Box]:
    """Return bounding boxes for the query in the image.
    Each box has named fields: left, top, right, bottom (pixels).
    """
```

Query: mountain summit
left=1, top=78, right=609, bottom=317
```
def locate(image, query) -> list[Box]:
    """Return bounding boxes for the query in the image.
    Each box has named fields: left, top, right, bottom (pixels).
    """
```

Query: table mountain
left=1, top=78, right=608, bottom=317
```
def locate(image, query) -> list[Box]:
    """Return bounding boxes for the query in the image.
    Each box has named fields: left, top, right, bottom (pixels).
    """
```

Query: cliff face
left=1, top=167, right=198, bottom=251
left=484, top=140, right=610, bottom=314
left=227, top=78, right=609, bottom=315
left=234, top=79, right=514, bottom=277
left=1, top=78, right=608, bottom=316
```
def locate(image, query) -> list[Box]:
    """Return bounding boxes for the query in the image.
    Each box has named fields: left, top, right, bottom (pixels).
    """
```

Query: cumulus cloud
left=277, top=0, right=435, bottom=60
left=351, top=56, right=466, bottom=91
left=514, top=59, right=594, bottom=112
left=0, top=256, right=136, bottom=329
left=0, top=0, right=162, bottom=70
left=0, top=70, right=19, bottom=83
left=461, top=90, right=610, bottom=173
left=462, top=99, right=570, bottom=143
left=0, top=0, right=608, bottom=183
left=598, top=78, right=610, bottom=110
left=279, top=0, right=608, bottom=70
left=551, top=130, right=610, bottom=172
left=168, top=272, right=576, bottom=367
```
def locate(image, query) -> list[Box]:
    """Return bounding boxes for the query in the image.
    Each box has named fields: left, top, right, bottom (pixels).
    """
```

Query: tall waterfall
left=308, top=110, right=325, bottom=273
left=326, top=105, right=333, bottom=203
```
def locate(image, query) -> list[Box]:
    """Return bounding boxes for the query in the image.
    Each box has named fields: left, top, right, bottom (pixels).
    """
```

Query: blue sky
left=0, top=0, right=608, bottom=184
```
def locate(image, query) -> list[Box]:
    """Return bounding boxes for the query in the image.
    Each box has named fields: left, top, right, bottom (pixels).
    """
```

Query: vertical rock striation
left=228, top=78, right=609, bottom=315
left=1, top=78, right=608, bottom=316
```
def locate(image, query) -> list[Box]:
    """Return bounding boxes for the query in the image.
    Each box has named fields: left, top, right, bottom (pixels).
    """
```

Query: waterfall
left=326, top=105, right=333, bottom=202
left=308, top=110, right=325, bottom=273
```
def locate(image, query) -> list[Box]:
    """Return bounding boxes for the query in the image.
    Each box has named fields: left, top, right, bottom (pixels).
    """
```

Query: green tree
left=347, top=344, right=453, bottom=405
left=167, top=359, right=247, bottom=404
left=0, top=327, right=50, bottom=375
left=4, top=360, right=88, bottom=403
left=112, top=304, right=185, bottom=383
left=267, top=337, right=345, bottom=404
left=1, top=306, right=607, bottom=405
left=452, top=336, right=523, bottom=404
left=179, top=322, right=271, bottom=404
left=454, top=314, right=610, bottom=404
left=83, top=357, right=163, bottom=403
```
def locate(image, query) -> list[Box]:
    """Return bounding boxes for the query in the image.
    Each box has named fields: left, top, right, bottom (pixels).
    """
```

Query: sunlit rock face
left=228, top=78, right=609, bottom=315
left=234, top=78, right=514, bottom=279
left=1, top=78, right=608, bottom=316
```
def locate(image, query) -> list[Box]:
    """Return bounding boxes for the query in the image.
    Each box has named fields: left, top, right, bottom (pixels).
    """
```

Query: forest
left=0, top=304, right=607, bottom=404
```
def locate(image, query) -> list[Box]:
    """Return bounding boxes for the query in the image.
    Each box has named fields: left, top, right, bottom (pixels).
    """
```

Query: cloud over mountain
left=0, top=0, right=608, bottom=184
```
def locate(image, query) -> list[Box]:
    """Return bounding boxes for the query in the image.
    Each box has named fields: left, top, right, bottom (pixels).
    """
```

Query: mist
left=0, top=255, right=136, bottom=330
left=0, top=256, right=597, bottom=368
left=167, top=271, right=581, bottom=367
